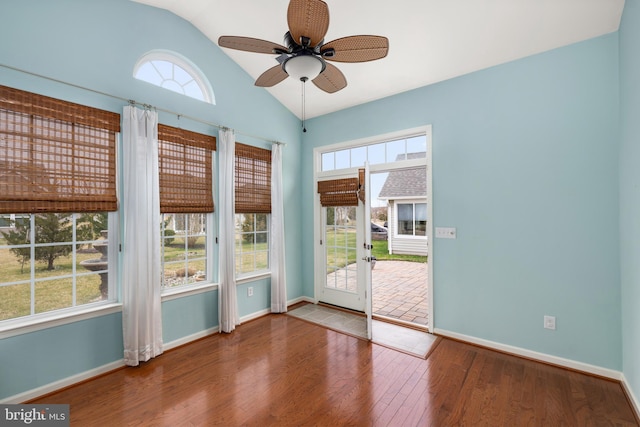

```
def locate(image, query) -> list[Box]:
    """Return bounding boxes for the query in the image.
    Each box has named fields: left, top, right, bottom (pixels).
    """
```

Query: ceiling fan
left=217, top=0, right=389, bottom=94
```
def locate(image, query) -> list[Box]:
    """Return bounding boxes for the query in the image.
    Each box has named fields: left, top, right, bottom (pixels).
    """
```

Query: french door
left=316, top=166, right=373, bottom=337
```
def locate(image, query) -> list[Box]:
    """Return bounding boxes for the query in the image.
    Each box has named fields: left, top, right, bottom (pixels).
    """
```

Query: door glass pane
left=325, top=206, right=357, bottom=293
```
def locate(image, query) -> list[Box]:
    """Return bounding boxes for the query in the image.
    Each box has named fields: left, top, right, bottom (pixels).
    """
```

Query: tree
left=241, top=214, right=267, bottom=244
left=2, top=214, right=73, bottom=271
left=77, top=212, right=108, bottom=244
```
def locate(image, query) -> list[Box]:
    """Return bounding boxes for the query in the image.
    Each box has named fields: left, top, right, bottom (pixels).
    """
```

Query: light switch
left=435, top=227, right=456, bottom=239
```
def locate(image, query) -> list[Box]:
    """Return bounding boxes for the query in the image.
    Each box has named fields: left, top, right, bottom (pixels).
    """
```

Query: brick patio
left=325, top=260, right=428, bottom=326
left=373, top=260, right=428, bottom=325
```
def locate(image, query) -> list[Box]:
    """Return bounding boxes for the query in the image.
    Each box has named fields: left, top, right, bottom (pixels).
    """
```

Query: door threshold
left=372, top=314, right=429, bottom=332
left=318, top=302, right=366, bottom=317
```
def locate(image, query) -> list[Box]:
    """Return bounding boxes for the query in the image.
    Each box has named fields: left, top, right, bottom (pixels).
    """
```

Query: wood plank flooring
left=31, top=314, right=638, bottom=426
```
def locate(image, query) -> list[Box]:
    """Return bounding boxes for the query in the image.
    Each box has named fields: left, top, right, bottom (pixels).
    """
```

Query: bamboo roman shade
left=158, top=124, right=216, bottom=213
left=235, top=143, right=271, bottom=214
left=317, top=178, right=360, bottom=207
left=0, top=85, right=120, bottom=213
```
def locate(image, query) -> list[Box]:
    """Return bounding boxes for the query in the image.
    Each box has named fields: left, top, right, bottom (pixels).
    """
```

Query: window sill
left=236, top=271, right=271, bottom=285
left=0, top=302, right=122, bottom=340
left=161, top=282, right=218, bottom=302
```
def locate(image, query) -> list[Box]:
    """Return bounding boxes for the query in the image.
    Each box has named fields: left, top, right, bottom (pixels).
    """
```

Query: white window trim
left=0, top=303, right=122, bottom=340
left=133, top=49, right=215, bottom=104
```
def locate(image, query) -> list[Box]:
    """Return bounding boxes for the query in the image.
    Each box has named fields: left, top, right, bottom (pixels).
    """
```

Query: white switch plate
left=544, top=315, right=556, bottom=330
left=435, top=227, right=456, bottom=239
left=247, top=287, right=254, bottom=297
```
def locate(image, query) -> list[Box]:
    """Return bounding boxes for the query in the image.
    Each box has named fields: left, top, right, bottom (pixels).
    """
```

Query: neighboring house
left=378, top=153, right=428, bottom=256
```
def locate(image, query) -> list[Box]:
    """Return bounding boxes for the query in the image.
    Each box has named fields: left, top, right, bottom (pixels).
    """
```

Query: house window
left=158, top=125, right=216, bottom=290
left=0, top=85, right=120, bottom=324
left=397, top=203, right=427, bottom=236
left=134, top=50, right=215, bottom=104
left=235, top=143, right=271, bottom=277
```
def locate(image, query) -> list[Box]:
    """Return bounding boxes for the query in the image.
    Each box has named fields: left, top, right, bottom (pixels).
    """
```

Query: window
left=235, top=143, right=271, bottom=277
left=321, top=134, right=427, bottom=171
left=0, top=85, right=120, bottom=323
left=158, top=125, right=216, bottom=290
left=397, top=202, right=427, bottom=236
left=134, top=50, right=215, bottom=104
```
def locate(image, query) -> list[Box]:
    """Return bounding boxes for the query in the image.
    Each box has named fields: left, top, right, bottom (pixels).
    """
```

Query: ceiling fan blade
left=218, top=36, right=287, bottom=54
left=287, top=0, right=329, bottom=48
left=312, top=63, right=347, bottom=93
left=255, top=65, right=289, bottom=87
left=321, top=35, right=389, bottom=63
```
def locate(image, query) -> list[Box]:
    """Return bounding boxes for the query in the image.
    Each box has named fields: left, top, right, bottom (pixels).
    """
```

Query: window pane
left=35, top=277, right=72, bottom=314
left=173, top=64, right=192, bottom=85
left=255, top=214, right=268, bottom=232
left=77, top=273, right=104, bottom=303
left=322, top=152, right=335, bottom=171
left=397, top=204, right=413, bottom=221
left=134, top=62, right=162, bottom=85
left=407, top=135, right=427, bottom=154
left=161, top=79, right=184, bottom=95
left=0, top=283, right=30, bottom=321
left=367, top=143, right=385, bottom=165
left=386, top=139, right=405, bottom=162
left=415, top=203, right=427, bottom=221
left=350, top=146, right=366, bottom=168
left=152, top=60, right=173, bottom=80
left=335, top=149, right=350, bottom=170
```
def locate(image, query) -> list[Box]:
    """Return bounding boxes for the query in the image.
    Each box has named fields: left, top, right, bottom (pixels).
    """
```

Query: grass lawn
left=324, top=229, right=427, bottom=272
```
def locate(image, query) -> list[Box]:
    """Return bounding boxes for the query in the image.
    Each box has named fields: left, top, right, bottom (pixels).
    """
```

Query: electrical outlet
left=544, top=315, right=556, bottom=330
left=247, top=287, right=254, bottom=297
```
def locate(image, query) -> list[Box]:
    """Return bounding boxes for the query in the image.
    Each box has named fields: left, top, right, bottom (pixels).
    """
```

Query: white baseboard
left=240, top=308, right=271, bottom=324
left=287, top=296, right=315, bottom=306
left=163, top=327, right=219, bottom=351
left=0, top=360, right=125, bottom=404
left=433, top=328, right=622, bottom=380
left=621, top=374, right=640, bottom=421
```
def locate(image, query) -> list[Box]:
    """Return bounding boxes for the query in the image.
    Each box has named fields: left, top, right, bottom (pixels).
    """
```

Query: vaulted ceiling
left=133, top=0, right=624, bottom=119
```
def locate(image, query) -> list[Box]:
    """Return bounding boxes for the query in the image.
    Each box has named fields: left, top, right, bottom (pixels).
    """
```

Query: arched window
left=133, top=50, right=215, bottom=104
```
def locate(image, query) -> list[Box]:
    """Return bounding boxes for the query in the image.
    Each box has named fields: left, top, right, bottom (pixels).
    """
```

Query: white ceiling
left=134, top=0, right=624, bottom=119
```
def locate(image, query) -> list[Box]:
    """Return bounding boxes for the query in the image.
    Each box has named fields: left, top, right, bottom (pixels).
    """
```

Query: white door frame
left=313, top=125, right=434, bottom=332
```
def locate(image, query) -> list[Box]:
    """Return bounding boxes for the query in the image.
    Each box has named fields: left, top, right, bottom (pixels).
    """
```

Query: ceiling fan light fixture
left=284, top=55, right=323, bottom=81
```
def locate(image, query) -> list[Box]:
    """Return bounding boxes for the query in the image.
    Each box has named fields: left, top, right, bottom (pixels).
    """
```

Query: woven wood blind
left=358, top=168, right=365, bottom=204
left=0, top=85, right=120, bottom=213
left=235, top=143, right=271, bottom=214
left=158, top=124, right=216, bottom=213
left=317, top=178, right=360, bottom=207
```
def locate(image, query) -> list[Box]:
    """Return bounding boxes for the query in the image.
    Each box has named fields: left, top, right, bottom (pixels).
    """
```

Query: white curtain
left=270, top=143, right=287, bottom=313
left=218, top=128, right=239, bottom=332
left=122, top=106, right=163, bottom=366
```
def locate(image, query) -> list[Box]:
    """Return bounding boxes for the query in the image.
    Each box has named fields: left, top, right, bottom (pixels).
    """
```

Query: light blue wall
left=620, top=0, right=640, bottom=407
left=303, top=33, right=622, bottom=369
left=0, top=0, right=303, bottom=400
left=0, top=313, right=123, bottom=399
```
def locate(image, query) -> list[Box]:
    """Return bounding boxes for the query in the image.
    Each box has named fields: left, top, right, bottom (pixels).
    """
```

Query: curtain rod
left=0, top=63, right=285, bottom=146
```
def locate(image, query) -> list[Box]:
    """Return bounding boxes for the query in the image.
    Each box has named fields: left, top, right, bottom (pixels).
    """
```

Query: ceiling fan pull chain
left=302, top=78, right=307, bottom=132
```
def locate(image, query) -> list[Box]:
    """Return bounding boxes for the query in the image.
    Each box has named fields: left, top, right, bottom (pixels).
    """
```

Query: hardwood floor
left=32, top=314, right=638, bottom=426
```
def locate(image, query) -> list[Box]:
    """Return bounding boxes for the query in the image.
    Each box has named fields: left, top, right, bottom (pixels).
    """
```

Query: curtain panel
left=122, top=106, right=163, bottom=366
left=218, top=128, right=239, bottom=333
left=270, top=143, right=287, bottom=313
